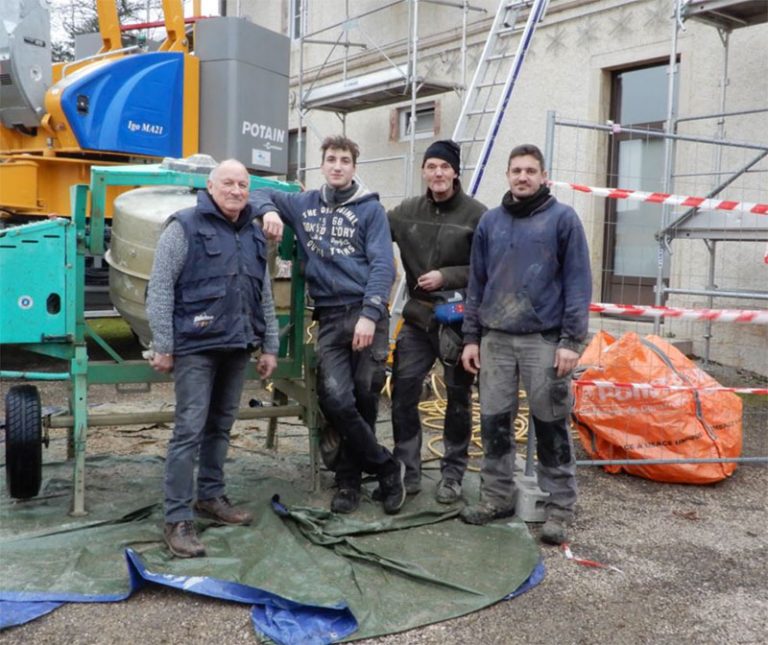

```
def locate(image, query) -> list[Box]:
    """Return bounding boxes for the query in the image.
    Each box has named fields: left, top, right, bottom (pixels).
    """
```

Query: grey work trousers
left=164, top=349, right=251, bottom=523
left=391, top=322, right=474, bottom=486
left=478, top=330, right=577, bottom=518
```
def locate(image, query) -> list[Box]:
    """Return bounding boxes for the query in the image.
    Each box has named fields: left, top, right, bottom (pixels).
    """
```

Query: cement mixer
left=0, top=163, right=321, bottom=515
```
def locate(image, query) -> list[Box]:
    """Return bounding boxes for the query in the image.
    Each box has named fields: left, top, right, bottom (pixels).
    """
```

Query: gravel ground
left=1, top=360, right=766, bottom=645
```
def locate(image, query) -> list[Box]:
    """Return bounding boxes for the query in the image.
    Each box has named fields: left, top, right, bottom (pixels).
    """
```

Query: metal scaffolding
left=294, top=0, right=487, bottom=198
left=661, top=0, right=768, bottom=359
left=545, top=0, right=767, bottom=364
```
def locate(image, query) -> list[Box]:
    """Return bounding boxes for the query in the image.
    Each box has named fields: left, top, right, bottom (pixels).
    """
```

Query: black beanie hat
left=422, top=139, right=461, bottom=175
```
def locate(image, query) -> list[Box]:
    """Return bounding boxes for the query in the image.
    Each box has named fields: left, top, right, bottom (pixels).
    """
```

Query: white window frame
left=289, top=0, right=304, bottom=40
left=398, top=102, right=436, bottom=141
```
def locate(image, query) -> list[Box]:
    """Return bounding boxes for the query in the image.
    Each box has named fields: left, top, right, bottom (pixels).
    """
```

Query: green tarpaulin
left=1, top=455, right=541, bottom=641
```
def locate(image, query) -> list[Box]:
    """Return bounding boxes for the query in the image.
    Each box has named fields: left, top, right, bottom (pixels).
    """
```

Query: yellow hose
left=383, top=371, right=530, bottom=472
left=305, top=319, right=317, bottom=343
left=308, top=323, right=532, bottom=472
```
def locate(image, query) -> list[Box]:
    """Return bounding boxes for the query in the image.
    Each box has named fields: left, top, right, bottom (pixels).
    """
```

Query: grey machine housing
left=0, top=0, right=53, bottom=129
left=196, top=17, right=290, bottom=176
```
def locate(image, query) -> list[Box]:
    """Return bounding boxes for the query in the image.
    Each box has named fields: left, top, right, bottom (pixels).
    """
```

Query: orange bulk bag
left=572, top=332, right=742, bottom=484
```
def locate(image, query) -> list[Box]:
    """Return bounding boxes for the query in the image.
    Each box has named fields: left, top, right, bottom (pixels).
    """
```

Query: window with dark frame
left=602, top=61, right=678, bottom=306
left=286, top=128, right=306, bottom=182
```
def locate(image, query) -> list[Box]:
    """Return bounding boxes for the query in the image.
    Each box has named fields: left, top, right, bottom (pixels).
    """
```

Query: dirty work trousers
left=315, top=304, right=399, bottom=490
left=391, top=322, right=474, bottom=488
left=164, top=348, right=251, bottom=523
left=478, top=330, right=577, bottom=519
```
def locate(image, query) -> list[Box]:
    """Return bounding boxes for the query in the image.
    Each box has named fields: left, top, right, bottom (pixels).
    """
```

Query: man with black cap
left=386, top=139, right=486, bottom=503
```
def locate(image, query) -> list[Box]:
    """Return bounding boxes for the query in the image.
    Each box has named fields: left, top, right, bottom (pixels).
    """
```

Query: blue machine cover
left=60, top=52, right=185, bottom=157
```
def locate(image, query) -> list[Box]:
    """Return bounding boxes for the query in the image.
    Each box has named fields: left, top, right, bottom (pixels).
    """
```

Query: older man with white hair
left=147, top=159, right=279, bottom=558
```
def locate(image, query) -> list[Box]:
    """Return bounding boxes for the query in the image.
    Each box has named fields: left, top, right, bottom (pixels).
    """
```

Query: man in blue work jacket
left=461, top=144, right=592, bottom=545
left=147, top=159, right=279, bottom=558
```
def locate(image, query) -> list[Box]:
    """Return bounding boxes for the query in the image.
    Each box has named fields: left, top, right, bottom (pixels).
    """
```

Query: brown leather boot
left=194, top=495, right=253, bottom=525
left=164, top=520, right=206, bottom=558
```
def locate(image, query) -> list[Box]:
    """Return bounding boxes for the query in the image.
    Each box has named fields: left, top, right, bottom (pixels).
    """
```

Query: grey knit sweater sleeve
left=146, top=219, right=187, bottom=354
left=261, top=266, right=279, bottom=356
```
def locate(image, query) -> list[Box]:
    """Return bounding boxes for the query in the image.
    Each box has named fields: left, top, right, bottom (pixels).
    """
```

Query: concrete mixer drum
left=105, top=185, right=196, bottom=347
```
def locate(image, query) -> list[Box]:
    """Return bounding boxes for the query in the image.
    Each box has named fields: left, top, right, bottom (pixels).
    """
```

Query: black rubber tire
left=319, top=421, right=341, bottom=472
left=5, top=384, right=43, bottom=499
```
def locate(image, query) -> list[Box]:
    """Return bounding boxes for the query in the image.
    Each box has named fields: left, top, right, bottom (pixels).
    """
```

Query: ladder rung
left=505, top=0, right=533, bottom=8
left=466, top=108, right=496, bottom=116
left=475, top=80, right=506, bottom=89
left=455, top=137, right=485, bottom=144
left=496, top=26, right=519, bottom=37
left=487, top=52, right=515, bottom=62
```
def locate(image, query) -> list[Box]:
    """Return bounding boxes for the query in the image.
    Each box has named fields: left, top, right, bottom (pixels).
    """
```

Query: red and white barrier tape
left=562, top=544, right=624, bottom=573
left=551, top=180, right=768, bottom=263
left=575, top=379, right=768, bottom=396
left=590, top=303, right=768, bottom=324
left=549, top=180, right=768, bottom=215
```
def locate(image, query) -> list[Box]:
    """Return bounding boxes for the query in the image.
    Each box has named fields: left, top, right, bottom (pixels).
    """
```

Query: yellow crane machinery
left=0, top=0, right=198, bottom=219
left=0, top=0, right=289, bottom=221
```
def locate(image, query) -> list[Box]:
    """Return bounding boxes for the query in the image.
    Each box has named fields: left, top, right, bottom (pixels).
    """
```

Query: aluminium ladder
left=452, top=0, right=550, bottom=197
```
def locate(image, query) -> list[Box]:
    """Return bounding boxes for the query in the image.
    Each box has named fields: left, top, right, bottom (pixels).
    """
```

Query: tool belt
left=401, top=294, right=465, bottom=366
left=401, top=298, right=436, bottom=332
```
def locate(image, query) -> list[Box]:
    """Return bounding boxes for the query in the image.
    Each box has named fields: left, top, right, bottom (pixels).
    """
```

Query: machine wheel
left=5, top=384, right=43, bottom=499
left=319, top=421, right=340, bottom=471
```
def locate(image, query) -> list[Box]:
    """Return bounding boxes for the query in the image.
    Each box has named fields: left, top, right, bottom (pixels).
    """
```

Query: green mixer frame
left=0, top=164, right=322, bottom=515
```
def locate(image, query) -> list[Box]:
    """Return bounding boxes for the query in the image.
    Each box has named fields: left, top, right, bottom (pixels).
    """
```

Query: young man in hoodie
left=252, top=135, right=406, bottom=515
left=387, top=140, right=486, bottom=503
left=460, top=144, right=591, bottom=545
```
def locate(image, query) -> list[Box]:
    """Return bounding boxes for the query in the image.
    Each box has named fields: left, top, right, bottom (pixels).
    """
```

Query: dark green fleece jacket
left=388, top=182, right=486, bottom=304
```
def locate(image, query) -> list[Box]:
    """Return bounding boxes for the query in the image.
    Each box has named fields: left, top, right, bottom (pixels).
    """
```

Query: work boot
left=405, top=479, right=422, bottom=495
left=371, top=477, right=420, bottom=501
left=331, top=487, right=361, bottom=514
left=435, top=478, right=462, bottom=504
left=164, top=520, right=206, bottom=558
left=541, top=515, right=570, bottom=545
left=194, top=495, right=253, bottom=525
left=378, top=460, right=406, bottom=515
left=459, top=499, right=515, bottom=525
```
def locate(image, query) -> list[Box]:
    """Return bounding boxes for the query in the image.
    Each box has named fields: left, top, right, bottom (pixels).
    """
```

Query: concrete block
left=513, top=455, right=548, bottom=523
